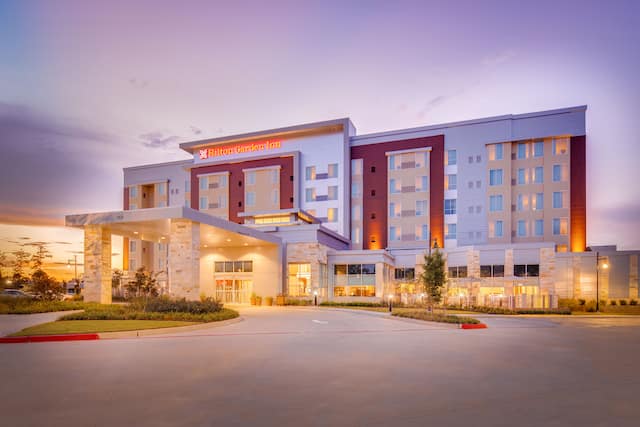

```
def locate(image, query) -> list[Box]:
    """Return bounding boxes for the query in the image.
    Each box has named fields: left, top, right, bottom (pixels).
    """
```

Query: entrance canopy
left=65, top=206, right=283, bottom=303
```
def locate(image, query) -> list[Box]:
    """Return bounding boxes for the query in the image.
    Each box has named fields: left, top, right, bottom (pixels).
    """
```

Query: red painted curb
left=460, top=323, right=488, bottom=330
left=0, top=334, right=100, bottom=344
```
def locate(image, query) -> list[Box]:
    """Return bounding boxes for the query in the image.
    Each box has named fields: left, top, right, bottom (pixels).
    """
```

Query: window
left=199, top=177, right=207, bottom=190
left=305, top=188, right=316, bottom=202
left=130, top=186, right=138, bottom=198
left=219, top=175, right=227, bottom=188
left=517, top=220, right=526, bottom=237
left=246, top=192, right=256, bottom=207
left=328, top=186, right=338, bottom=200
left=305, top=166, right=316, bottom=181
left=199, top=197, right=207, bottom=210
left=416, top=176, right=428, bottom=192
left=553, top=164, right=566, bottom=182
left=495, top=220, right=503, bottom=237
left=489, top=144, right=503, bottom=161
left=517, top=143, right=527, bottom=159
left=388, top=202, right=400, bottom=218
left=352, top=205, right=361, bottom=221
left=481, top=265, right=505, bottom=278
left=271, top=190, right=279, bottom=205
left=327, top=208, right=338, bottom=222
left=415, top=151, right=428, bottom=168
left=517, top=168, right=526, bottom=185
left=129, top=240, right=136, bottom=252
left=129, top=203, right=137, bottom=210
left=246, top=171, right=256, bottom=185
left=448, top=266, right=467, bottom=278
left=416, top=200, right=427, bottom=216
left=388, top=155, right=397, bottom=170
left=489, top=195, right=503, bottom=212
left=515, top=264, right=539, bottom=277
left=535, top=219, right=544, bottom=236
left=351, top=183, right=361, bottom=198
left=389, top=226, right=401, bottom=241
left=389, top=178, right=400, bottom=194
left=489, top=169, right=503, bottom=186
left=415, top=224, right=428, bottom=241
left=447, top=150, right=457, bottom=165
left=444, top=199, right=456, bottom=215
left=534, top=141, right=544, bottom=157
left=517, top=194, right=525, bottom=211
left=351, top=159, right=363, bottom=175
left=157, top=183, right=165, bottom=195
left=395, top=268, right=415, bottom=280
left=446, top=174, right=457, bottom=190
left=184, top=181, right=190, bottom=193
left=553, top=191, right=564, bottom=209
left=215, top=260, right=253, bottom=274
left=271, top=169, right=279, bottom=184
left=533, top=166, right=543, bottom=184
left=553, top=138, right=568, bottom=155
left=553, top=218, right=568, bottom=235
left=446, top=223, right=456, bottom=240
left=351, top=227, right=361, bottom=244
left=533, top=193, right=544, bottom=211
left=328, top=163, right=338, bottom=178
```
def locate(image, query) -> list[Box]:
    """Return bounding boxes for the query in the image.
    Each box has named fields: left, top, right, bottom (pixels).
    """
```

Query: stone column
left=84, top=225, right=112, bottom=304
left=539, top=247, right=556, bottom=296
left=168, top=219, right=200, bottom=300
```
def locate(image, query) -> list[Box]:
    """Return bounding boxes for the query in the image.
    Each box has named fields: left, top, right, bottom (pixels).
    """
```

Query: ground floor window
left=215, top=260, right=253, bottom=273
left=333, top=286, right=375, bottom=297
left=288, top=263, right=311, bottom=296
left=215, top=279, right=252, bottom=304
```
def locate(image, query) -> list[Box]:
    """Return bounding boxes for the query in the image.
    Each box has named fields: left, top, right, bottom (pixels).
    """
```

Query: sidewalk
left=0, top=310, right=82, bottom=337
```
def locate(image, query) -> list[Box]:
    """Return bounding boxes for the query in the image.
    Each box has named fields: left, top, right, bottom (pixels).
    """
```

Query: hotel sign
left=199, top=140, right=282, bottom=160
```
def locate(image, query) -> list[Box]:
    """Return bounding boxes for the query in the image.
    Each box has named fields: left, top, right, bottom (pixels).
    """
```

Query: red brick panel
left=570, top=135, right=587, bottom=252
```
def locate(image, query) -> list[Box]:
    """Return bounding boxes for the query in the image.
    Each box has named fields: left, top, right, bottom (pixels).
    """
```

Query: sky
left=1, top=0, right=639, bottom=279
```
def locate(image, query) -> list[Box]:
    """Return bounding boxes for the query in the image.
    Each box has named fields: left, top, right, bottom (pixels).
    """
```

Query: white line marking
left=312, top=320, right=328, bottom=324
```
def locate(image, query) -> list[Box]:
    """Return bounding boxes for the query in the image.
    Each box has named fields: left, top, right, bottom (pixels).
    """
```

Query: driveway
left=1, top=306, right=639, bottom=427
left=0, top=310, right=81, bottom=337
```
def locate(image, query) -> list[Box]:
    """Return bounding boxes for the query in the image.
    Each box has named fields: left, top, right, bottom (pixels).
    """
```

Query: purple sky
left=1, top=0, right=639, bottom=273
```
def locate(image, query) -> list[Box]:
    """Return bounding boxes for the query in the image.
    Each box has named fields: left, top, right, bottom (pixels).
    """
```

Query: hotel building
left=67, top=105, right=639, bottom=307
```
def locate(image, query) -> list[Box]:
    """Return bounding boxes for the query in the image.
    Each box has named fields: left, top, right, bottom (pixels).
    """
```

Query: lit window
left=416, top=224, right=428, bottom=241
left=445, top=223, right=456, bottom=240
left=305, top=166, right=316, bottom=181
left=517, top=143, right=527, bottom=159
left=416, top=176, right=428, bottom=192
left=328, top=163, right=338, bottom=178
left=129, top=240, right=136, bottom=252
left=534, top=141, right=544, bottom=157
left=553, top=138, right=568, bottom=155
left=218, top=195, right=226, bottom=209
left=444, top=199, right=456, bottom=215
left=416, top=200, right=427, bottom=216
left=199, top=176, right=207, bottom=190
left=517, top=194, right=525, bottom=211
left=447, top=150, right=457, bottom=166
left=305, top=188, right=316, bottom=202
left=489, top=144, right=503, bottom=161
left=535, top=219, right=544, bottom=236
left=534, top=166, right=543, bottom=184
left=489, top=169, right=503, bottom=186
left=388, top=202, right=401, bottom=218
left=199, top=197, right=207, bottom=210
left=489, top=195, right=503, bottom=212
left=351, top=182, right=361, bottom=198
left=352, top=205, right=361, bottom=221
left=130, top=186, right=138, bottom=198
left=446, top=174, right=457, bottom=190
left=533, top=193, right=544, bottom=210
left=389, top=179, right=401, bottom=194
left=327, top=208, right=338, bottom=223
left=219, top=174, right=227, bottom=188
left=518, top=168, right=526, bottom=185
left=554, top=218, right=568, bottom=236
left=553, top=191, right=563, bottom=209
left=246, top=171, right=256, bottom=186
left=517, top=220, right=526, bottom=237
left=328, top=186, right=338, bottom=200
left=352, top=227, right=361, bottom=244
left=415, top=151, right=428, bottom=168
left=246, top=192, right=256, bottom=207
left=157, top=183, right=165, bottom=195
left=389, top=226, right=401, bottom=241
left=351, top=159, right=363, bottom=175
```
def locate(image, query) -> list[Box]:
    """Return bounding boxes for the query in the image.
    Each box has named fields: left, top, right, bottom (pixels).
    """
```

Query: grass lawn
left=326, top=306, right=477, bottom=315
left=10, top=320, right=198, bottom=336
left=392, top=310, right=480, bottom=324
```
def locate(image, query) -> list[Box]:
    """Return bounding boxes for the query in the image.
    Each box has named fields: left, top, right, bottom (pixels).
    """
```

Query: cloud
left=190, top=125, right=203, bottom=135
left=481, top=49, right=517, bottom=68
left=139, top=131, right=181, bottom=149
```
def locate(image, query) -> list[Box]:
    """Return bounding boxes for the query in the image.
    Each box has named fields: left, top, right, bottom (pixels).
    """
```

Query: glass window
left=517, top=143, right=527, bottom=159
left=220, top=175, right=227, bottom=188
left=305, top=188, right=316, bottom=202
left=493, top=265, right=504, bottom=277
left=388, top=202, right=400, bottom=218
left=533, top=193, right=544, bottom=210
left=234, top=261, right=244, bottom=272
left=489, top=144, right=503, bottom=161
left=535, top=219, right=544, bottom=236
left=129, top=203, right=137, bottom=210
left=389, top=178, right=400, bottom=194
left=553, top=218, right=568, bottom=235
left=480, top=265, right=492, bottom=278
left=514, top=265, right=526, bottom=277
left=271, top=169, right=279, bottom=184
left=389, top=226, right=401, bottom=241
left=334, top=265, right=347, bottom=275
left=351, top=182, right=361, bottom=198
left=458, top=266, right=467, bottom=278
left=271, top=190, right=279, bottom=205
left=416, top=224, right=428, bottom=241
left=157, top=183, right=165, bottom=195
left=553, top=138, right=568, bottom=155
left=352, top=205, right=361, bottom=221
left=388, top=155, right=397, bottom=170
left=395, top=268, right=415, bottom=280
left=446, top=174, right=457, bottom=190
left=199, top=197, right=207, bottom=210
left=553, top=164, right=566, bottom=182
left=517, top=220, right=526, bottom=237
left=517, top=194, right=524, bottom=211
left=327, top=208, right=338, bottom=222
left=489, top=169, right=503, bottom=186
left=224, top=261, right=234, bottom=272
left=445, top=223, right=456, bottom=240
left=534, top=141, right=544, bottom=157
left=328, top=186, right=338, bottom=200
left=199, top=177, right=207, bottom=190
left=447, top=150, right=457, bottom=165
left=553, top=192, right=563, bottom=208
left=348, top=264, right=361, bottom=275
left=351, top=159, right=363, bottom=175
left=495, top=220, right=503, bottom=237
left=130, top=186, right=138, bottom=198
left=415, top=151, right=428, bottom=168
left=305, top=166, right=316, bottom=181
left=489, top=195, right=503, bottom=212
left=214, top=262, right=224, bottom=273
left=129, top=240, right=136, bottom=252
left=444, top=199, right=456, bottom=215
left=518, top=168, right=526, bottom=185
left=352, top=226, right=361, bottom=244
left=361, top=264, right=375, bottom=274
left=185, top=181, right=190, bottom=193
left=328, top=163, right=338, bottom=178
left=243, top=261, right=253, bottom=272
left=534, top=166, right=543, bottom=184
left=416, top=200, right=427, bottom=216
left=416, top=176, right=428, bottom=192
left=246, top=171, right=256, bottom=186
left=245, top=192, right=255, bottom=207
left=527, top=264, right=540, bottom=277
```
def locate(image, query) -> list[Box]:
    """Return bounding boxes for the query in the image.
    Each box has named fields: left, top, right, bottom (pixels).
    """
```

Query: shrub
left=619, top=299, right=628, bottom=306
left=284, top=298, right=312, bottom=306
left=610, top=300, right=617, bottom=306
left=630, top=299, right=638, bottom=306
left=585, top=300, right=597, bottom=312
left=0, top=297, right=88, bottom=314
left=28, top=269, right=64, bottom=301
left=255, top=296, right=262, bottom=306
left=319, top=301, right=385, bottom=307
left=578, top=299, right=586, bottom=306
left=60, top=307, right=239, bottom=323
left=264, top=296, right=273, bottom=306
left=130, top=296, right=223, bottom=314
left=392, top=310, right=480, bottom=324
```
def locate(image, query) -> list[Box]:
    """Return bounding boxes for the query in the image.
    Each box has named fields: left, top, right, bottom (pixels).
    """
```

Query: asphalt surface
left=1, top=307, right=639, bottom=427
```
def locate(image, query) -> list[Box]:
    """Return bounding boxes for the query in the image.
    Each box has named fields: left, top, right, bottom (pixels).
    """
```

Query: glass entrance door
left=215, top=279, right=252, bottom=304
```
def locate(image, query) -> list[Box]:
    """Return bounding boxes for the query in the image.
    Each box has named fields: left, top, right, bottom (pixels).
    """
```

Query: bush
left=60, top=307, right=239, bottom=323
left=463, top=305, right=571, bottom=315
left=619, top=299, right=628, bottom=306
left=630, top=299, right=638, bottom=306
left=319, top=301, right=385, bottom=307
left=130, top=296, right=223, bottom=314
left=559, top=299, right=584, bottom=312
left=284, top=298, right=312, bottom=306
left=0, top=296, right=88, bottom=314
left=264, top=296, right=273, bottom=306
left=610, top=300, right=617, bottom=306
left=578, top=299, right=586, bottom=306
left=392, top=310, right=480, bottom=324
left=28, top=269, right=65, bottom=301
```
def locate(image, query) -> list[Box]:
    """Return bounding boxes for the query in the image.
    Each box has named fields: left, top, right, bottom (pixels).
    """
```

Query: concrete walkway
left=0, top=311, right=81, bottom=337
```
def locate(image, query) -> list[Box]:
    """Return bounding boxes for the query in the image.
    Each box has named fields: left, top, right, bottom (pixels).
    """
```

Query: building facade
left=67, top=105, right=639, bottom=307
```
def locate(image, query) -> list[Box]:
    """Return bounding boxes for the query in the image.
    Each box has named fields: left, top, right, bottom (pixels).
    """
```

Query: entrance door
left=215, top=279, right=252, bottom=304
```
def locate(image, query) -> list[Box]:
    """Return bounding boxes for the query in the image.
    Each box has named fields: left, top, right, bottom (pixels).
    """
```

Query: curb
left=0, top=333, right=99, bottom=344
left=460, top=323, right=488, bottom=330
left=98, top=316, right=244, bottom=339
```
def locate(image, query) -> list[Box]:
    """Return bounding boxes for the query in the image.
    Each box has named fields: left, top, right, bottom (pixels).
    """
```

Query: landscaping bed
left=0, top=297, right=90, bottom=314
left=392, top=310, right=481, bottom=325
left=10, top=320, right=197, bottom=337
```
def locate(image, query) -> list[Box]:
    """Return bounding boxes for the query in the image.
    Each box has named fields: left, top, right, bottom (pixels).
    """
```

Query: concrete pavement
left=0, top=310, right=82, bottom=337
left=1, top=306, right=639, bottom=427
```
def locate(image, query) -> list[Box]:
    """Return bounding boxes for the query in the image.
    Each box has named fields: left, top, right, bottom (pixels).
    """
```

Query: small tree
left=30, top=243, right=52, bottom=273
left=124, top=267, right=159, bottom=298
left=112, top=269, right=124, bottom=298
left=11, top=248, right=31, bottom=288
left=419, top=248, right=447, bottom=312
left=29, top=269, right=64, bottom=300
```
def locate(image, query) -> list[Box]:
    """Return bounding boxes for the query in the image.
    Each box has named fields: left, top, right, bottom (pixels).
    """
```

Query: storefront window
left=288, top=263, right=311, bottom=296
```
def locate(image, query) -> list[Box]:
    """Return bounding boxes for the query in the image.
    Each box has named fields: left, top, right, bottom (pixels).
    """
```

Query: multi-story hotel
left=67, top=105, right=639, bottom=307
